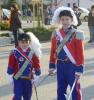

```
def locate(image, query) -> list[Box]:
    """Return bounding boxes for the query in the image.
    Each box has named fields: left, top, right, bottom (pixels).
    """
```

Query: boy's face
left=18, top=40, right=30, bottom=49
left=60, top=16, right=73, bottom=29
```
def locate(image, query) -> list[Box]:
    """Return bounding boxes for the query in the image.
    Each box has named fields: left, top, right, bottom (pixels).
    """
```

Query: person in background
left=27, top=7, right=32, bottom=23
left=51, top=3, right=58, bottom=16
left=88, top=5, right=94, bottom=44
left=9, top=3, right=22, bottom=47
left=49, top=7, right=84, bottom=100
left=7, top=33, right=41, bottom=100
left=44, top=4, right=53, bottom=25
left=73, top=5, right=81, bottom=28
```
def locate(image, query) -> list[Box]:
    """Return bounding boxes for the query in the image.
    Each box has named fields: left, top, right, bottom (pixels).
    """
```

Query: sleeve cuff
left=75, top=65, right=84, bottom=73
left=49, top=62, right=56, bottom=69
left=35, top=69, right=41, bottom=76
left=7, top=66, right=14, bottom=74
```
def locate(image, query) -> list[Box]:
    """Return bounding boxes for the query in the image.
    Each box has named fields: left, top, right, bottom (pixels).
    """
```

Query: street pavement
left=0, top=22, right=94, bottom=100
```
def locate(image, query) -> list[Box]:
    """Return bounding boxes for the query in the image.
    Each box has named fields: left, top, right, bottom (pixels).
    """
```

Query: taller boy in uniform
left=49, top=7, right=84, bottom=100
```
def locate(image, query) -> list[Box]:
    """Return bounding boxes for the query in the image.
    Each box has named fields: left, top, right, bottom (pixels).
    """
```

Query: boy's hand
left=32, top=75, right=40, bottom=86
left=49, top=68, right=55, bottom=75
left=75, top=72, right=82, bottom=80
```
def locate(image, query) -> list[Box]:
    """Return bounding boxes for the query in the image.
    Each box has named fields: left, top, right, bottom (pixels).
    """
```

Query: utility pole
left=40, top=0, right=44, bottom=27
left=32, top=0, right=35, bottom=27
left=0, top=6, right=2, bottom=22
left=78, top=0, right=80, bottom=7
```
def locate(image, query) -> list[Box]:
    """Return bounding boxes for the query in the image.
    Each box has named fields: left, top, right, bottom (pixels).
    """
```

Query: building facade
left=57, top=0, right=94, bottom=9
left=79, top=0, right=94, bottom=9
left=59, top=0, right=78, bottom=8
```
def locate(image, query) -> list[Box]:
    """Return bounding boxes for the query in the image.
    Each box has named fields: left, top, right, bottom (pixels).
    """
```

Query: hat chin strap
left=21, top=46, right=29, bottom=51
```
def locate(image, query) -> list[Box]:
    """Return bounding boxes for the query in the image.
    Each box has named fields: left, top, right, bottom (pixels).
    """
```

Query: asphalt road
left=0, top=41, right=94, bottom=100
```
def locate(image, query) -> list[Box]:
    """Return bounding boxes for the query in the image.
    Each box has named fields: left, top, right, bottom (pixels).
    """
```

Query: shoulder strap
left=56, top=28, right=76, bottom=55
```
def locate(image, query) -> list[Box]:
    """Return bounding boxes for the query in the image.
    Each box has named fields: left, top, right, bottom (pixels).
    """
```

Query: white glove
left=75, top=72, right=82, bottom=80
left=32, top=75, right=40, bottom=86
left=49, top=68, right=55, bottom=75
left=7, top=74, right=14, bottom=85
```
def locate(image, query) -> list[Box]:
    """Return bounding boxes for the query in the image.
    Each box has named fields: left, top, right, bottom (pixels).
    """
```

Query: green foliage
left=23, top=27, right=55, bottom=41
left=0, top=22, right=9, bottom=30
left=0, top=33, right=9, bottom=37
left=0, top=27, right=56, bottom=41
left=8, top=0, right=16, bottom=4
left=1, top=4, right=9, bottom=9
left=7, top=0, right=17, bottom=8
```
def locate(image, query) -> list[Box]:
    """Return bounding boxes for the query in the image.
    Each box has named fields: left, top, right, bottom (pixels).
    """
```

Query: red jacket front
left=7, top=47, right=41, bottom=79
left=49, top=28, right=84, bottom=73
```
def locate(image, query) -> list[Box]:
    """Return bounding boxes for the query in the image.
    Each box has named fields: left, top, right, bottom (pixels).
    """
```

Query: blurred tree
left=7, top=0, right=17, bottom=8
left=17, top=0, right=22, bottom=10
left=8, top=0, right=17, bottom=4
left=0, top=6, right=2, bottom=22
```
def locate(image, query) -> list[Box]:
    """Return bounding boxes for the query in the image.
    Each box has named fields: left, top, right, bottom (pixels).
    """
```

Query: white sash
left=56, top=30, right=76, bottom=64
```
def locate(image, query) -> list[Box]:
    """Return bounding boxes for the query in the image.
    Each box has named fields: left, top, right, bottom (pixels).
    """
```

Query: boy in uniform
left=49, top=7, right=84, bottom=100
left=7, top=33, right=41, bottom=100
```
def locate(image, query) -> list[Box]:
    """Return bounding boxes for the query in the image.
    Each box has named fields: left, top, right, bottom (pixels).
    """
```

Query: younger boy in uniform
left=7, top=33, right=41, bottom=100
